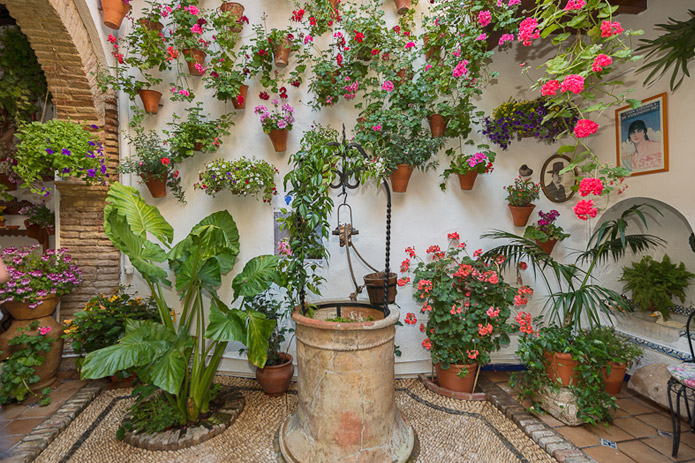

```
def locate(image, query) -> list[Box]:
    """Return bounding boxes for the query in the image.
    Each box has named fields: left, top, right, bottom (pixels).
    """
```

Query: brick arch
left=1, top=0, right=121, bottom=320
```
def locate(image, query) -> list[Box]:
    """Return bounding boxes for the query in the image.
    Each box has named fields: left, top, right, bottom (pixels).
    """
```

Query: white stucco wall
left=98, top=0, right=695, bottom=375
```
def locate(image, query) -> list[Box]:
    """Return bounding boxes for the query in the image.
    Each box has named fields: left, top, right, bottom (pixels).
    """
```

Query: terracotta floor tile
left=0, top=433, right=24, bottom=452
left=619, top=440, right=671, bottom=463
left=52, top=379, right=87, bottom=391
left=2, top=417, right=44, bottom=436
left=483, top=371, right=510, bottom=383
left=618, top=398, right=659, bottom=415
left=55, top=370, right=75, bottom=381
left=0, top=405, right=27, bottom=421
left=637, top=412, right=679, bottom=433
left=557, top=425, right=601, bottom=448
left=677, top=430, right=695, bottom=449
left=20, top=390, right=74, bottom=419
left=611, top=407, right=630, bottom=419
left=586, top=423, right=634, bottom=442
left=583, top=445, right=636, bottom=462
left=537, top=413, right=564, bottom=428
left=643, top=436, right=695, bottom=461
left=613, top=417, right=660, bottom=439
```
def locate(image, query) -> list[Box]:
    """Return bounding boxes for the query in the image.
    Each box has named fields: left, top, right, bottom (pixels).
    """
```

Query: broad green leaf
left=204, top=304, right=246, bottom=343
left=551, top=32, right=571, bottom=45
left=81, top=320, right=174, bottom=379
left=557, top=144, right=577, bottom=154
left=105, top=182, right=173, bottom=245
left=245, top=310, right=276, bottom=367
left=232, top=255, right=282, bottom=300
left=149, top=329, right=193, bottom=394
left=627, top=99, right=642, bottom=109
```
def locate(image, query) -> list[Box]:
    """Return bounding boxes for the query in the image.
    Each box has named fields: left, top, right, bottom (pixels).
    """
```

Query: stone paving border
left=5, top=381, right=106, bottom=463
left=478, top=376, right=595, bottom=463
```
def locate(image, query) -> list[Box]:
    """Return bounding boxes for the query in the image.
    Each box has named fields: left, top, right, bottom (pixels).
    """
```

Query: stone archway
left=0, top=0, right=121, bottom=319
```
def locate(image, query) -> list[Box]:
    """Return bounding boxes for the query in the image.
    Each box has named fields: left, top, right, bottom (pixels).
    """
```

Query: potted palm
left=620, top=254, right=695, bottom=319
left=504, top=176, right=541, bottom=227
left=401, top=233, right=531, bottom=393
left=523, top=209, right=570, bottom=255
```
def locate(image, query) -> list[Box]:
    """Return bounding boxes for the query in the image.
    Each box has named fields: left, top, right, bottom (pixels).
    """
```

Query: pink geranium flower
left=541, top=80, right=560, bottom=96
left=478, top=10, right=492, bottom=27
left=574, top=119, right=598, bottom=138
left=573, top=199, right=598, bottom=220
left=592, top=54, right=613, bottom=72
left=560, top=74, right=584, bottom=94
left=578, top=177, right=604, bottom=197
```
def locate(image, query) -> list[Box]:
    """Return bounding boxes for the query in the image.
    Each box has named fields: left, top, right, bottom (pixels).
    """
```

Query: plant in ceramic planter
left=194, top=157, right=278, bottom=203
left=18, top=202, right=55, bottom=231
left=620, top=254, right=695, bottom=319
left=0, top=245, right=82, bottom=308
left=584, top=326, right=642, bottom=395
left=482, top=98, right=578, bottom=150
left=1, top=320, right=54, bottom=405
left=0, top=27, right=49, bottom=125
left=164, top=103, right=233, bottom=161
left=119, top=128, right=185, bottom=202
left=96, top=65, right=163, bottom=108
left=523, top=209, right=570, bottom=255
left=82, top=183, right=276, bottom=427
left=255, top=99, right=295, bottom=152
left=519, top=0, right=643, bottom=216
left=291, top=0, right=340, bottom=37
left=0, top=153, right=22, bottom=188
left=504, top=176, right=541, bottom=227
left=400, top=233, right=532, bottom=392
left=440, top=146, right=495, bottom=191
left=63, top=287, right=159, bottom=377
left=169, top=2, right=212, bottom=76
left=14, top=120, right=108, bottom=196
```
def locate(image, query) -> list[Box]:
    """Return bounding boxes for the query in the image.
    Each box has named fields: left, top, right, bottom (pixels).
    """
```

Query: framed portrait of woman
left=615, top=93, right=669, bottom=176
left=540, top=154, right=577, bottom=203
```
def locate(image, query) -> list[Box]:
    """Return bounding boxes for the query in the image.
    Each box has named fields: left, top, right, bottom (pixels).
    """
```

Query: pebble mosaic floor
left=32, top=376, right=555, bottom=463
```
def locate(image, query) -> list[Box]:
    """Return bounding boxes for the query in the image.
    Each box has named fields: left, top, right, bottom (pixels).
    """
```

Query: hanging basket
left=220, top=2, right=245, bottom=32
left=363, top=272, right=397, bottom=305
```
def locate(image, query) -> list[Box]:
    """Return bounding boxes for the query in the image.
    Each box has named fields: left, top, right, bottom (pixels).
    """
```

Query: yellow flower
left=109, top=295, right=119, bottom=302
left=170, top=309, right=177, bottom=322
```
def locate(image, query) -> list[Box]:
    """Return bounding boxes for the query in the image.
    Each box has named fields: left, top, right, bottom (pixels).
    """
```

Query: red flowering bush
left=401, top=234, right=533, bottom=372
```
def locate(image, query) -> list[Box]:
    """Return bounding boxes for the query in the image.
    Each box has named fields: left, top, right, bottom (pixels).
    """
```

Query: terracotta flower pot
left=137, top=18, right=164, bottom=33
left=182, top=49, right=207, bottom=76
left=535, top=238, right=558, bottom=255
left=423, top=36, right=442, bottom=62
left=267, top=129, right=289, bottom=152
left=4, top=295, right=60, bottom=320
left=256, top=353, right=294, bottom=397
left=137, top=89, right=162, bottom=114
left=390, top=164, right=414, bottom=193
left=393, top=0, right=412, bottom=14
left=396, top=68, right=411, bottom=85
left=363, top=272, right=397, bottom=305
left=101, top=0, right=131, bottom=30
left=140, top=174, right=167, bottom=198
left=194, top=141, right=204, bottom=151
left=604, top=361, right=627, bottom=395
left=220, top=2, right=245, bottom=32
left=428, top=114, right=447, bottom=137
left=0, top=173, right=16, bottom=190
left=545, top=352, right=579, bottom=387
left=435, top=362, right=478, bottom=393
left=232, top=84, right=248, bottom=109
left=273, top=38, right=293, bottom=68
left=329, top=0, right=338, bottom=8
left=457, top=171, right=479, bottom=191
left=508, top=204, right=536, bottom=227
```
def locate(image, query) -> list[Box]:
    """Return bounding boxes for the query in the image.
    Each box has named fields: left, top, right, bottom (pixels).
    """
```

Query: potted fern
left=620, top=254, right=695, bottom=319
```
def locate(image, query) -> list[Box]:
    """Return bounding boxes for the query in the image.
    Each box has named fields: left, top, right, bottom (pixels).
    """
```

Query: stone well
left=278, top=301, right=415, bottom=462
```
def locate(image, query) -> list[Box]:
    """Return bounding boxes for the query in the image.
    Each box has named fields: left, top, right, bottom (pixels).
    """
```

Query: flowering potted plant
left=164, top=103, right=233, bottom=161
left=101, top=0, right=131, bottom=30
left=482, top=98, right=578, bottom=150
left=0, top=153, right=21, bottom=190
left=523, top=209, right=570, bottom=255
left=119, top=129, right=184, bottom=202
left=255, top=99, right=295, bottom=152
left=14, top=120, right=108, bottom=196
left=170, top=3, right=211, bottom=76
left=504, top=176, right=541, bottom=227
left=440, top=147, right=495, bottom=191
left=194, top=157, right=279, bottom=203
left=400, top=233, right=532, bottom=393
left=19, top=202, right=55, bottom=235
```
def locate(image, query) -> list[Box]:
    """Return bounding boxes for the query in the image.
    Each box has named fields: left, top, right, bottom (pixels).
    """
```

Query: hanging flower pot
left=457, top=171, right=478, bottom=191
left=182, top=49, right=207, bottom=76
left=267, top=129, right=289, bottom=152
left=273, top=38, right=293, bottom=68
left=138, top=18, right=164, bottom=33
left=395, top=68, right=412, bottom=86
left=604, top=361, right=627, bottom=395
left=140, top=174, right=167, bottom=198
left=232, top=84, right=248, bottom=110
left=428, top=114, right=447, bottom=137
left=435, top=362, right=478, bottom=393
left=329, top=0, right=338, bottom=8
left=393, top=0, right=412, bottom=14
left=535, top=238, right=558, bottom=255
left=390, top=164, right=414, bottom=193
left=256, top=353, right=294, bottom=397
left=220, top=2, right=245, bottom=32
left=101, top=0, right=131, bottom=30
left=508, top=204, right=536, bottom=227
left=0, top=173, right=16, bottom=190
left=137, top=89, right=162, bottom=114
left=423, top=36, right=442, bottom=62
left=194, top=141, right=204, bottom=151
left=363, top=272, right=397, bottom=305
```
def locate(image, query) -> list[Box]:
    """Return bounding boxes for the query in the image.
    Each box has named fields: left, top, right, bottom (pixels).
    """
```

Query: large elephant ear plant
left=82, top=182, right=275, bottom=423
